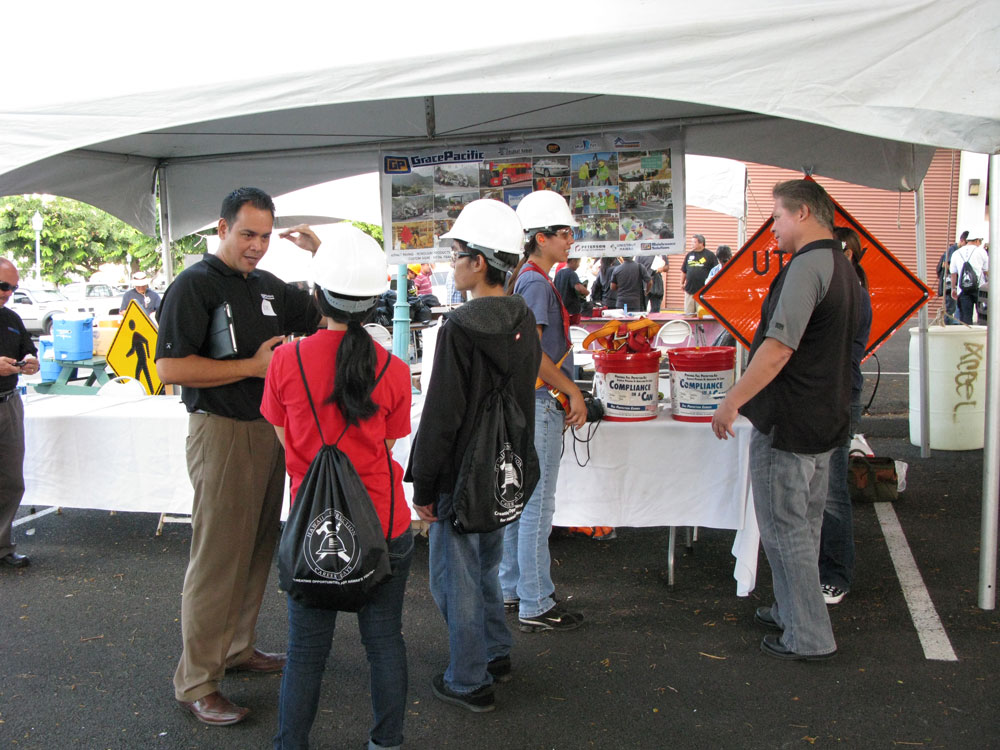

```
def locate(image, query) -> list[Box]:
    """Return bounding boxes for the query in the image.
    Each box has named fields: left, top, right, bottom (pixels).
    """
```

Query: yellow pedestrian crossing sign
left=106, top=300, right=163, bottom=395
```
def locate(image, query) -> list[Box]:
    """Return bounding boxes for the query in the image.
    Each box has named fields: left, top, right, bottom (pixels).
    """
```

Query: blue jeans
left=819, top=402, right=862, bottom=590
left=944, top=291, right=958, bottom=324
left=429, top=518, right=512, bottom=693
left=957, top=292, right=977, bottom=325
left=274, top=532, right=414, bottom=750
left=499, top=397, right=563, bottom=618
left=750, top=428, right=836, bottom=656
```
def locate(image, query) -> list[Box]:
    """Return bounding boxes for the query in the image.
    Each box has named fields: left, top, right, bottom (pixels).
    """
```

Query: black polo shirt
left=155, top=253, right=319, bottom=420
left=0, top=307, right=37, bottom=392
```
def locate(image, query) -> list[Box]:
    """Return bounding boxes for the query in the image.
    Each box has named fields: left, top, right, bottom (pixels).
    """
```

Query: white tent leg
left=157, top=167, right=174, bottom=284
left=978, top=153, right=1000, bottom=610
left=914, top=184, right=931, bottom=458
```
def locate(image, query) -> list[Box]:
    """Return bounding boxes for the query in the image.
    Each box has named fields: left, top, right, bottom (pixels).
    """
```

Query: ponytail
left=314, top=289, right=380, bottom=427
left=506, top=233, right=541, bottom=295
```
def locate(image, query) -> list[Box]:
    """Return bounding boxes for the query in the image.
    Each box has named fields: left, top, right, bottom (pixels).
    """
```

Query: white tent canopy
left=2, top=0, right=999, bottom=606
left=1, top=1, right=996, bottom=238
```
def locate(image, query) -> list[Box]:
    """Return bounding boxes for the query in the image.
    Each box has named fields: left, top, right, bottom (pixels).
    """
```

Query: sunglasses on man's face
left=451, top=251, right=476, bottom=263
left=0, top=281, right=18, bottom=292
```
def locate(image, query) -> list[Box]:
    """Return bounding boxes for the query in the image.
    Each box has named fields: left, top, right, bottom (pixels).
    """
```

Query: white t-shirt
left=949, top=244, right=989, bottom=294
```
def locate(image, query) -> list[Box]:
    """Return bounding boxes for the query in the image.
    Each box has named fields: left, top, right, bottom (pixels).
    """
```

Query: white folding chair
left=363, top=323, right=393, bottom=348
left=569, top=325, right=594, bottom=371
left=653, top=319, right=693, bottom=353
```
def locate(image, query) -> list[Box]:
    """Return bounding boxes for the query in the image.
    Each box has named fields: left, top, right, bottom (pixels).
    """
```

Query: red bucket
left=666, top=346, right=736, bottom=422
left=592, top=350, right=661, bottom=422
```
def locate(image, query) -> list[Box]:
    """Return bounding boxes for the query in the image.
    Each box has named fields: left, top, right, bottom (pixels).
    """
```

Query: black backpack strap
left=295, top=340, right=329, bottom=447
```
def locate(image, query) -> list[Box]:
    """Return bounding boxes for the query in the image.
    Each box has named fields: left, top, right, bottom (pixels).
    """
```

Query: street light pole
left=31, top=210, right=43, bottom=282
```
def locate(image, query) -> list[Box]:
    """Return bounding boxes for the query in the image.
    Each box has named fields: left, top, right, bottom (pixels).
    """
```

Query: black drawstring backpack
left=450, top=368, right=539, bottom=534
left=277, top=341, right=395, bottom=612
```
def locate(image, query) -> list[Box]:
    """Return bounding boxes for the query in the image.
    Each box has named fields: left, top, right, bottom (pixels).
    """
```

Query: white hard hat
left=310, top=223, right=388, bottom=313
left=440, top=199, right=524, bottom=271
left=515, top=190, right=578, bottom=234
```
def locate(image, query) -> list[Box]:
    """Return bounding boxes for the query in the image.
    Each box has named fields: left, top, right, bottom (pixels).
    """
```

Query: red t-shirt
left=261, top=329, right=412, bottom=538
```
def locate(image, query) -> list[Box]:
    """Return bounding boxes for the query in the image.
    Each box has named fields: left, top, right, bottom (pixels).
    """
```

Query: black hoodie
left=406, top=294, right=541, bottom=517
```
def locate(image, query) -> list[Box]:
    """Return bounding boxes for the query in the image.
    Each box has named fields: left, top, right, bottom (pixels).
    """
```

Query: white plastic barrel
left=908, top=325, right=987, bottom=450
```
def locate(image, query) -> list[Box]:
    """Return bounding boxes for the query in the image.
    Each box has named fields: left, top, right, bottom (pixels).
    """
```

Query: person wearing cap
left=407, top=199, right=542, bottom=713
left=262, top=224, right=413, bottom=748
left=500, top=190, right=586, bottom=634
left=949, top=235, right=988, bottom=325
left=413, top=263, right=433, bottom=297
left=0, top=257, right=40, bottom=570
left=119, top=271, right=161, bottom=316
left=155, top=187, right=321, bottom=727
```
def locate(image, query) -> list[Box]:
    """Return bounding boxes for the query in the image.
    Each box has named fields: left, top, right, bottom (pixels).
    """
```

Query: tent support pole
left=978, top=153, right=1000, bottom=610
left=157, top=167, right=174, bottom=284
left=392, top=264, right=411, bottom=365
left=914, top=183, right=930, bottom=458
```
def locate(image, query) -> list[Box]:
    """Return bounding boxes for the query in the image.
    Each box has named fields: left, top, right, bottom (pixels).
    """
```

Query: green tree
left=352, top=221, right=384, bottom=245
left=0, top=195, right=203, bottom=284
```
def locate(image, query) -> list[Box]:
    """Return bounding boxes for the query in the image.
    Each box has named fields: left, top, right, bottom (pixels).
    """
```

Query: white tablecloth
left=22, top=393, right=423, bottom=517
left=554, top=408, right=760, bottom=595
left=22, top=393, right=758, bottom=594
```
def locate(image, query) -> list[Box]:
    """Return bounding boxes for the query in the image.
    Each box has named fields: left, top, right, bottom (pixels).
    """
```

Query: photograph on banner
left=382, top=132, right=684, bottom=264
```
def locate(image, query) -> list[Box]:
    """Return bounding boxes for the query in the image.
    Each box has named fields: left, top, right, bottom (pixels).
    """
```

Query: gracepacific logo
left=384, top=156, right=412, bottom=174
left=303, top=509, right=360, bottom=581
left=494, top=442, right=524, bottom=509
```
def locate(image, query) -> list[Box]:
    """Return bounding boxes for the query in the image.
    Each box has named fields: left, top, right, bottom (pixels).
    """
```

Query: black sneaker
left=487, top=655, right=512, bottom=683
left=503, top=597, right=519, bottom=613
left=431, top=673, right=495, bottom=713
left=518, top=602, right=584, bottom=633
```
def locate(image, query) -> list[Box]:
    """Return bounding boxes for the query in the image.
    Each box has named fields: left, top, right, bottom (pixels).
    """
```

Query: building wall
left=663, top=149, right=961, bottom=316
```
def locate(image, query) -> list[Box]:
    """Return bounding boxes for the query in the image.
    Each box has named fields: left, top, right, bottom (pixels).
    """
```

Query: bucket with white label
left=592, top=350, right=661, bottom=422
left=667, top=346, right=736, bottom=422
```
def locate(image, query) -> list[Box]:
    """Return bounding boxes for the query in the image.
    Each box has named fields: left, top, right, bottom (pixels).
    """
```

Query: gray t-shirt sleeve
left=763, top=250, right=833, bottom=351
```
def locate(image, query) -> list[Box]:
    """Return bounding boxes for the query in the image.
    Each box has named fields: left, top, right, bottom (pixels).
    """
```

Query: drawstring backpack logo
left=494, top=442, right=525, bottom=510
left=303, top=509, right=360, bottom=581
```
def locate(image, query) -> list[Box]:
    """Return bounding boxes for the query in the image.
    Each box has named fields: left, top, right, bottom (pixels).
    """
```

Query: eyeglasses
left=451, top=251, right=475, bottom=263
left=0, top=282, right=18, bottom=292
left=545, top=228, right=574, bottom=240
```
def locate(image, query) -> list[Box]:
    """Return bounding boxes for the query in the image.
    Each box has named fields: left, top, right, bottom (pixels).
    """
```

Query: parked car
left=8, top=288, right=86, bottom=334
left=60, top=282, right=121, bottom=315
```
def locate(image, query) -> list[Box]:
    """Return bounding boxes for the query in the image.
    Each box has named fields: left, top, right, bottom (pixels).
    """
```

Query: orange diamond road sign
left=106, top=300, right=164, bottom=395
left=697, top=190, right=931, bottom=357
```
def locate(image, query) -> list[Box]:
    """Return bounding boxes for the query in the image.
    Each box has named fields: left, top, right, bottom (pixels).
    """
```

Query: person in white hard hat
left=499, top=190, right=586, bottom=634
left=262, top=223, right=413, bottom=748
left=407, top=198, right=542, bottom=712
left=119, top=270, right=161, bottom=315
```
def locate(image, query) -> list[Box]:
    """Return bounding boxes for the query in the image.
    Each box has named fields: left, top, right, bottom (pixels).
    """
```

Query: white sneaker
left=822, top=584, right=847, bottom=605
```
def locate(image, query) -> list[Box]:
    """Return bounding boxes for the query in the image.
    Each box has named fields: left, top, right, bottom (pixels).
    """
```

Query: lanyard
left=522, top=260, right=571, bottom=350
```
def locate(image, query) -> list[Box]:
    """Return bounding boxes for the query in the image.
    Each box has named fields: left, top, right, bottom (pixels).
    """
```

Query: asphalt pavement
left=2, top=325, right=997, bottom=749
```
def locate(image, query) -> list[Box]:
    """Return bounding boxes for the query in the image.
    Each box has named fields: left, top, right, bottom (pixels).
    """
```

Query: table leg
left=667, top=526, right=676, bottom=589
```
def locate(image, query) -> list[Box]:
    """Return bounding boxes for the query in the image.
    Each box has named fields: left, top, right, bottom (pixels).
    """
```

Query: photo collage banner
left=380, top=131, right=685, bottom=263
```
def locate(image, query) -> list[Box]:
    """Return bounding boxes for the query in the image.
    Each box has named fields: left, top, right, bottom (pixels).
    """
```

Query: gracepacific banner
left=381, top=130, right=685, bottom=264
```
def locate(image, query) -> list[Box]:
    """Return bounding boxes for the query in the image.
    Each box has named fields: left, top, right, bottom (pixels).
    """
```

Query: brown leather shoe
left=229, top=648, right=286, bottom=673
left=177, top=691, right=249, bottom=726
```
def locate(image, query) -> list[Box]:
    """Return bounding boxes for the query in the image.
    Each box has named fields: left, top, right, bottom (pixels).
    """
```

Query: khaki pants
left=173, top=413, right=285, bottom=702
left=0, top=393, right=25, bottom=557
left=683, top=292, right=698, bottom=315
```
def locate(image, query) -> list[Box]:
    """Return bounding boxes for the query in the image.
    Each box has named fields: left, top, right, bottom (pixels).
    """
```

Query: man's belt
left=0, top=389, right=18, bottom=403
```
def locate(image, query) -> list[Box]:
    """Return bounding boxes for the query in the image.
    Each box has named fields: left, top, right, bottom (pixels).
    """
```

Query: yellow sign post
left=106, top=300, right=163, bottom=395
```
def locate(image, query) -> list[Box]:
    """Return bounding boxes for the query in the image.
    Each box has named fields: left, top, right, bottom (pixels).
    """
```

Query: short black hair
left=960, top=230, right=970, bottom=242
left=220, top=187, right=275, bottom=226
